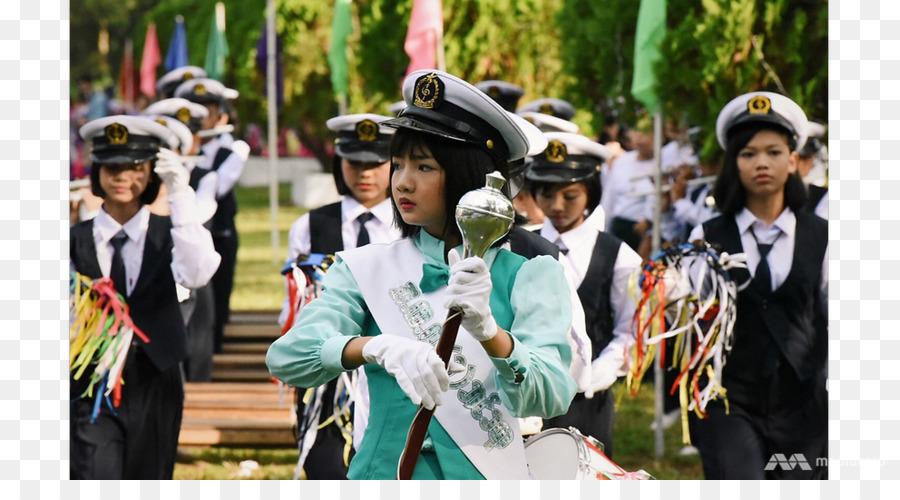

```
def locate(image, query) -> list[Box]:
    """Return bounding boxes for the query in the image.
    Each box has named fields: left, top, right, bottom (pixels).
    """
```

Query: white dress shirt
left=600, top=150, right=655, bottom=226
left=688, top=207, right=828, bottom=299
left=197, top=132, right=246, bottom=198
left=280, top=196, right=402, bottom=326
left=86, top=201, right=221, bottom=296
left=539, top=208, right=642, bottom=377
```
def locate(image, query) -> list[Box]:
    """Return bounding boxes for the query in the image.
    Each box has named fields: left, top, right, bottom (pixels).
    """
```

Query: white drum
left=524, top=427, right=653, bottom=480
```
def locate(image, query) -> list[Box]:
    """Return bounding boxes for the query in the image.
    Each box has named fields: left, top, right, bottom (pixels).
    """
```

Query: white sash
left=340, top=239, right=530, bottom=479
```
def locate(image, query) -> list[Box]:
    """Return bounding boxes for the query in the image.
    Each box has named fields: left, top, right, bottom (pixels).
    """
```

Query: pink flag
left=403, top=0, right=443, bottom=78
left=140, top=23, right=161, bottom=97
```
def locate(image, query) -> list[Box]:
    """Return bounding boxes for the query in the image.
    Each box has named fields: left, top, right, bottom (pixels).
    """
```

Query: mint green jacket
left=267, top=231, right=576, bottom=479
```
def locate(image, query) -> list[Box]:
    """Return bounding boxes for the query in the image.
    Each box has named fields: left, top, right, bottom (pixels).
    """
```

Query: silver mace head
left=455, top=172, right=515, bottom=259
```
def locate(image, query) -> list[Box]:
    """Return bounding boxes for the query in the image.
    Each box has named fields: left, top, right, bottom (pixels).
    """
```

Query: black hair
left=712, top=121, right=807, bottom=215
left=90, top=160, right=161, bottom=206
left=527, top=175, right=602, bottom=214
left=389, top=128, right=510, bottom=247
left=331, top=154, right=350, bottom=196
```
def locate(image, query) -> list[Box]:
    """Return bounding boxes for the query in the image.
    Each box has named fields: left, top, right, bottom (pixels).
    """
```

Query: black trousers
left=181, top=282, right=215, bottom=382
left=609, top=216, right=642, bottom=252
left=70, top=346, right=184, bottom=480
left=691, top=362, right=828, bottom=480
left=544, top=389, right=615, bottom=458
left=212, top=228, right=238, bottom=353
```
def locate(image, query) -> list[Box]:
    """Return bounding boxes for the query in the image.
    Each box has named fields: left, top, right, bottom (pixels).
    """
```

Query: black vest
left=70, top=215, right=188, bottom=373
left=509, top=225, right=560, bottom=260
left=190, top=148, right=238, bottom=235
left=575, top=232, right=624, bottom=358
left=702, top=212, right=827, bottom=403
left=308, top=201, right=344, bottom=254
left=806, top=184, right=827, bottom=213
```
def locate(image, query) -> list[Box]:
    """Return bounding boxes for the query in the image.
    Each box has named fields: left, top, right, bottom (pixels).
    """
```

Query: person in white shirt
left=280, top=113, right=402, bottom=479
left=525, top=132, right=642, bottom=458
left=70, top=115, right=220, bottom=479
left=175, top=78, right=250, bottom=354
left=687, top=92, right=827, bottom=480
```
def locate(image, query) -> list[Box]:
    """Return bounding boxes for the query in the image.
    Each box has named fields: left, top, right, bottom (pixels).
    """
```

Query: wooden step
left=227, top=311, right=281, bottom=325
left=178, top=419, right=296, bottom=448
left=210, top=367, right=275, bottom=382
left=223, top=323, right=281, bottom=341
left=222, top=342, right=273, bottom=354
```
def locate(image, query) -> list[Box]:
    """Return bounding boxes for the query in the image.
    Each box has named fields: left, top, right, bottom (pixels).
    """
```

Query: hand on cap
left=155, top=148, right=191, bottom=201
left=444, top=249, right=498, bottom=342
left=361, top=335, right=450, bottom=410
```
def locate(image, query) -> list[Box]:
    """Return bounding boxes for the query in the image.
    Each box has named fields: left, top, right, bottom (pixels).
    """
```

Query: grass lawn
left=204, top=185, right=704, bottom=480
left=231, top=184, right=308, bottom=311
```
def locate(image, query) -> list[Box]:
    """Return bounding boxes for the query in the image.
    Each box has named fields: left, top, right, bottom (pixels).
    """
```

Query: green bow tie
left=419, top=261, right=449, bottom=293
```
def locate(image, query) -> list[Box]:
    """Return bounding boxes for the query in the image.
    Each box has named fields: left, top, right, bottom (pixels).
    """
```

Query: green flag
left=328, top=0, right=353, bottom=99
left=631, top=0, right=667, bottom=113
left=204, top=2, right=230, bottom=82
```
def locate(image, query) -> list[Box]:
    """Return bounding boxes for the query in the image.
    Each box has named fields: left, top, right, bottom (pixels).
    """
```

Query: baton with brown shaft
left=396, top=172, right=514, bottom=480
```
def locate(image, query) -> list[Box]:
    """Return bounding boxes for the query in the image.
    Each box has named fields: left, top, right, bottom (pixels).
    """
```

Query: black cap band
left=389, top=100, right=509, bottom=162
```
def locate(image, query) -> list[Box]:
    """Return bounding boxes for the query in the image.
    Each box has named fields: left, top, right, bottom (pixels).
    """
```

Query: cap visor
left=381, top=115, right=471, bottom=145
left=90, top=151, right=156, bottom=164
left=335, top=146, right=390, bottom=164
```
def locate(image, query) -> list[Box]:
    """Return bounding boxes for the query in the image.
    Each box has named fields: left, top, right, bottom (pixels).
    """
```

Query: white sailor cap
left=798, top=121, right=826, bottom=157
left=517, top=98, right=576, bottom=121
left=79, top=115, right=178, bottom=164
left=175, top=77, right=239, bottom=105
left=715, top=91, right=808, bottom=151
left=156, top=65, right=207, bottom=98
left=325, top=113, right=396, bottom=164
left=144, top=114, right=194, bottom=155
left=383, top=70, right=547, bottom=162
left=517, top=111, right=580, bottom=134
left=388, top=100, right=408, bottom=116
left=474, top=80, right=525, bottom=112
left=141, top=97, right=209, bottom=133
left=525, top=132, right=612, bottom=184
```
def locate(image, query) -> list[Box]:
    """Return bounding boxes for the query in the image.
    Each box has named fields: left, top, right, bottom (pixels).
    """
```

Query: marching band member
left=267, top=70, right=577, bottom=479
left=688, top=92, right=828, bottom=480
left=526, top=132, right=641, bottom=458
left=70, top=115, right=220, bottom=479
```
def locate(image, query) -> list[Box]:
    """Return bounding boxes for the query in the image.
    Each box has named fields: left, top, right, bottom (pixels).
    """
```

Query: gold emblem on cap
left=183, top=71, right=194, bottom=81
left=539, top=103, right=554, bottom=115
left=176, top=107, right=191, bottom=123
left=545, top=140, right=567, bottom=163
left=105, top=123, right=129, bottom=145
left=194, top=83, right=207, bottom=95
left=413, top=73, right=441, bottom=109
left=356, top=120, right=378, bottom=142
left=155, top=118, right=168, bottom=127
left=747, top=95, right=771, bottom=115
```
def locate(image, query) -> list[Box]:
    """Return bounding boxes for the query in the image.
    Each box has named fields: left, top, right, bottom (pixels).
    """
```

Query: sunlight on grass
left=231, top=185, right=307, bottom=311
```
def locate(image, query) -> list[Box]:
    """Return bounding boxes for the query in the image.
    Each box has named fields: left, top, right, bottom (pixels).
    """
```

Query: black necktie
left=749, top=227, right=781, bottom=294
left=356, top=212, right=374, bottom=247
left=110, top=231, right=128, bottom=298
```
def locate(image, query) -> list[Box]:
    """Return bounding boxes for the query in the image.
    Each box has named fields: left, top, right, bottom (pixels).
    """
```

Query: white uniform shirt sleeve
left=212, top=150, right=246, bottom=198
left=168, top=193, right=222, bottom=289
left=595, top=242, right=642, bottom=375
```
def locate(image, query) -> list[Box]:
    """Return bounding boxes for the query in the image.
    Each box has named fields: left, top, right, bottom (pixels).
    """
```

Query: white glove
left=155, top=148, right=191, bottom=201
left=584, top=358, right=619, bottom=398
left=362, top=335, right=450, bottom=410
left=444, top=249, right=498, bottom=342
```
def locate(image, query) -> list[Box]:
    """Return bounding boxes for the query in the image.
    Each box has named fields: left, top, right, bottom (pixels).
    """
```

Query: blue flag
left=165, top=16, right=189, bottom=71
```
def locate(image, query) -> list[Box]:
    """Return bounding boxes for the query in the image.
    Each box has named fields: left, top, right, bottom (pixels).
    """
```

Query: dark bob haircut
left=389, top=128, right=510, bottom=246
left=90, top=160, right=161, bottom=206
left=712, top=121, right=807, bottom=216
left=527, top=175, right=602, bottom=215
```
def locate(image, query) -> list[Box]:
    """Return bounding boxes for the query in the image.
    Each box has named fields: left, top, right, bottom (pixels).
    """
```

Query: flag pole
left=266, top=0, right=280, bottom=263
left=651, top=109, right=664, bottom=460
left=435, top=28, right=445, bottom=72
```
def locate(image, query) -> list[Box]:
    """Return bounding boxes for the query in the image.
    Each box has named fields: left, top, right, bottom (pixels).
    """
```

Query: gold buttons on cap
left=486, top=139, right=494, bottom=149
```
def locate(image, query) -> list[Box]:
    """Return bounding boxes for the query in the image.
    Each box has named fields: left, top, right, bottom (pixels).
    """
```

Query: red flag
left=118, top=38, right=135, bottom=105
left=140, top=23, right=161, bottom=98
left=403, top=0, right=443, bottom=78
